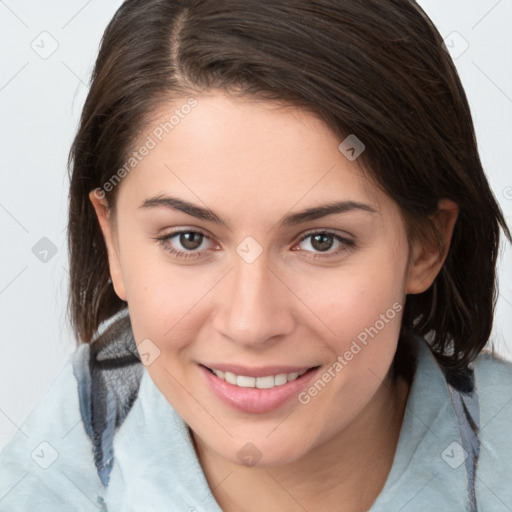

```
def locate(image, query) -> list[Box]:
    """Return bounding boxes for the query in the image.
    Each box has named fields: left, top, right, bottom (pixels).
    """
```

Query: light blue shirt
left=1, top=335, right=511, bottom=511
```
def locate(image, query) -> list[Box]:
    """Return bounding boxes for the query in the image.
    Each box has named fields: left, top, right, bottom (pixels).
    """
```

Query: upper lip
left=201, top=363, right=318, bottom=378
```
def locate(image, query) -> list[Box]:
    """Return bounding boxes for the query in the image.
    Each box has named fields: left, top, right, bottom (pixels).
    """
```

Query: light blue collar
left=370, top=336, right=474, bottom=510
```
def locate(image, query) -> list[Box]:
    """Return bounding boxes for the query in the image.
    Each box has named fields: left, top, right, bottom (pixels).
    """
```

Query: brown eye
left=155, top=229, right=214, bottom=260
left=295, top=231, right=356, bottom=260
left=179, top=232, right=204, bottom=250
left=310, top=233, right=334, bottom=252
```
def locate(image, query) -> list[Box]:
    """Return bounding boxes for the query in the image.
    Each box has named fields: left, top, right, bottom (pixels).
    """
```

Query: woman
left=1, top=0, right=511, bottom=510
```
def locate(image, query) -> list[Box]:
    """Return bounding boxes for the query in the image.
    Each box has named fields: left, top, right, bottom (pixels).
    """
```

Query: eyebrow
left=139, top=195, right=377, bottom=228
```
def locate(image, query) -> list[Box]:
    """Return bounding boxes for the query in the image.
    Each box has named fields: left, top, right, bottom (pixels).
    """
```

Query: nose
left=212, top=254, right=295, bottom=348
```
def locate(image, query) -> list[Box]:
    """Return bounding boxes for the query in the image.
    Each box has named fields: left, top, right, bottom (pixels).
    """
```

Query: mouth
left=202, top=365, right=318, bottom=389
left=199, top=363, right=321, bottom=413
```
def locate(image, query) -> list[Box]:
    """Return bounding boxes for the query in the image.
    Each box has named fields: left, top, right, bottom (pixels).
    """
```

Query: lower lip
left=199, top=365, right=320, bottom=414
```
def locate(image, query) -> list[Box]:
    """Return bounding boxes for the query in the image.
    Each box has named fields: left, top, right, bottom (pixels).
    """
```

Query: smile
left=207, top=368, right=309, bottom=389
left=200, top=364, right=321, bottom=413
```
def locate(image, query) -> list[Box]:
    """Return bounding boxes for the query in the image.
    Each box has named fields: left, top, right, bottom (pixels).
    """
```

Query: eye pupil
left=180, top=232, right=203, bottom=250
left=311, top=233, right=333, bottom=252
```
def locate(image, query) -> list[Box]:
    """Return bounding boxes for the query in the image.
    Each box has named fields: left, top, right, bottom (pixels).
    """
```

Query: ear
left=406, top=199, right=459, bottom=294
left=88, top=191, right=127, bottom=301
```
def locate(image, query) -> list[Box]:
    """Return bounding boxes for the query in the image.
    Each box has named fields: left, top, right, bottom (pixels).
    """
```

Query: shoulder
left=473, top=348, right=512, bottom=383
left=472, top=349, right=512, bottom=435
left=472, top=348, right=512, bottom=429
left=472, top=349, right=512, bottom=422
left=0, top=345, right=105, bottom=511
left=472, top=349, right=512, bottom=510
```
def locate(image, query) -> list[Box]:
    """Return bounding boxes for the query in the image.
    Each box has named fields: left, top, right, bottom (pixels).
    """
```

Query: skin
left=90, top=90, right=458, bottom=512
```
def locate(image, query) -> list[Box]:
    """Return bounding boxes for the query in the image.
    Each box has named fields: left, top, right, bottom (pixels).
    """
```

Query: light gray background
left=1, top=0, right=511, bottom=451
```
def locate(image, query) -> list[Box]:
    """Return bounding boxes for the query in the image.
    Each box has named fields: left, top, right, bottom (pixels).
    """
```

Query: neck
left=192, top=372, right=410, bottom=512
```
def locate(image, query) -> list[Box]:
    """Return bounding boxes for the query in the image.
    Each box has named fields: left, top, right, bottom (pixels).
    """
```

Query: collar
left=370, top=335, right=473, bottom=510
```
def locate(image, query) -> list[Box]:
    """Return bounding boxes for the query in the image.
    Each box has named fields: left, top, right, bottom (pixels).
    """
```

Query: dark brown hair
left=68, top=0, right=510, bottom=372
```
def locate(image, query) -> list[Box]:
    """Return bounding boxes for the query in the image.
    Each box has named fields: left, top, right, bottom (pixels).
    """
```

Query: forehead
left=116, top=91, right=393, bottom=223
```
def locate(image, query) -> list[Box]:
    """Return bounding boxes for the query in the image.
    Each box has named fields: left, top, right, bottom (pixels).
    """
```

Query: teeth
left=237, top=375, right=256, bottom=388
left=255, top=375, right=274, bottom=389
left=225, top=371, right=237, bottom=385
left=211, top=368, right=308, bottom=389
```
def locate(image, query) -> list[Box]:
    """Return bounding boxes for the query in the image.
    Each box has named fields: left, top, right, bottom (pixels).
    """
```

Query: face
left=91, top=90, right=452, bottom=467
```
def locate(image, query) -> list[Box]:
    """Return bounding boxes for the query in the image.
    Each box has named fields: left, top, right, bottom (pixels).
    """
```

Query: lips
left=204, top=366, right=309, bottom=389
left=199, top=363, right=320, bottom=413
left=200, top=363, right=315, bottom=378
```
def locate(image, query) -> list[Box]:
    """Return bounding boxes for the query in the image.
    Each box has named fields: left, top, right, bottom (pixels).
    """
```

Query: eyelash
left=155, top=229, right=356, bottom=261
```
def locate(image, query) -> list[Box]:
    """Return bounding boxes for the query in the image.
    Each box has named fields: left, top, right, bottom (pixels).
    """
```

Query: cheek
left=296, top=249, right=407, bottom=347
left=292, top=259, right=406, bottom=434
left=116, top=228, right=211, bottom=347
left=128, top=275, right=215, bottom=356
left=291, top=243, right=408, bottom=412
